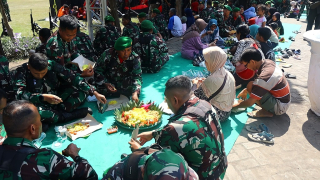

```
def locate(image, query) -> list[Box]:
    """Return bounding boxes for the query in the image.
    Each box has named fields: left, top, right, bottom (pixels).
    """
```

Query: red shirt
left=191, top=2, right=199, bottom=12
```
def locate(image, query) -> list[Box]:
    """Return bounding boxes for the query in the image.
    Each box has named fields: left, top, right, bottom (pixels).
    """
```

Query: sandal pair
left=248, top=131, right=274, bottom=144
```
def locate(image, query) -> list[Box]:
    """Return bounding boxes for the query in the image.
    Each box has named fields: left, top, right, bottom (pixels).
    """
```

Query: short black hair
left=207, top=0, right=212, bottom=6
left=269, top=22, right=278, bottom=30
left=0, top=88, right=7, bottom=101
left=258, top=27, right=271, bottom=41
left=59, top=15, right=78, bottom=30
left=237, top=24, right=250, bottom=40
left=257, top=4, right=267, bottom=12
left=3, top=100, right=37, bottom=134
left=63, top=4, right=69, bottom=8
left=29, top=53, right=48, bottom=71
left=165, top=75, right=191, bottom=93
left=241, top=47, right=263, bottom=63
left=170, top=8, right=176, bottom=15
left=39, top=28, right=51, bottom=42
left=122, top=14, right=131, bottom=21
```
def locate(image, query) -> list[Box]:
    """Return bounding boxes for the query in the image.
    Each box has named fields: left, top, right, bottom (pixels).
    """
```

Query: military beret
left=214, top=1, right=219, bottom=4
left=152, top=8, right=160, bottom=14
left=105, top=15, right=115, bottom=22
left=265, top=1, right=272, bottom=4
left=251, top=1, right=257, bottom=4
left=224, top=5, right=232, bottom=11
left=233, top=7, right=240, bottom=12
left=140, top=20, right=154, bottom=31
left=114, top=36, right=132, bottom=51
left=138, top=12, right=147, bottom=18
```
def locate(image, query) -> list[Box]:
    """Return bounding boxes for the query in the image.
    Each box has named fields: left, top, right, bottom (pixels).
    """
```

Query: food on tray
left=109, top=100, right=118, bottom=105
left=107, top=126, right=118, bottom=134
left=67, top=122, right=90, bottom=135
left=114, top=101, right=163, bottom=128
left=82, top=64, right=92, bottom=71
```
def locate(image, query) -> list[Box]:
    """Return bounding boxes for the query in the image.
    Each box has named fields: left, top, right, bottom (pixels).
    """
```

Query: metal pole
left=86, top=0, right=93, bottom=40
left=101, top=0, right=107, bottom=26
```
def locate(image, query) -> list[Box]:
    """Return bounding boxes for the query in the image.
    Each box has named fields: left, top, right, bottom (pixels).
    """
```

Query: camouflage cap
left=105, top=15, right=115, bottom=22
left=114, top=36, right=132, bottom=51
left=143, top=148, right=199, bottom=180
left=138, top=12, right=147, bottom=18
left=152, top=8, right=161, bottom=14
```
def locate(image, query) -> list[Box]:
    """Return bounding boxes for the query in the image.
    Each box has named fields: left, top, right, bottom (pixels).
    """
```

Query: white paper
left=65, top=114, right=103, bottom=140
left=97, top=95, right=130, bottom=112
left=159, top=100, right=173, bottom=114
left=71, top=55, right=96, bottom=71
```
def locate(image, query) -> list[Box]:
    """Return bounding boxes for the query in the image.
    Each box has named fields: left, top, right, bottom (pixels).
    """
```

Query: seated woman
left=193, top=47, right=236, bottom=122
left=185, top=8, right=195, bottom=29
left=267, top=12, right=284, bottom=36
left=249, top=24, right=259, bottom=39
left=181, top=19, right=214, bottom=60
left=200, top=19, right=223, bottom=47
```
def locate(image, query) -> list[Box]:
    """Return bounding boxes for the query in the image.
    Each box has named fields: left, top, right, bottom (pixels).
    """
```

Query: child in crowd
left=287, top=4, right=299, bottom=18
left=181, top=16, right=187, bottom=34
left=266, top=25, right=279, bottom=49
left=269, top=22, right=279, bottom=37
left=0, top=89, right=7, bottom=145
left=255, top=4, right=267, bottom=27
left=255, top=27, right=275, bottom=61
left=267, top=12, right=284, bottom=35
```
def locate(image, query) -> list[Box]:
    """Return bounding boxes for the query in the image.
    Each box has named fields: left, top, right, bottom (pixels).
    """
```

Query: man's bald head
left=165, top=76, right=192, bottom=114
left=3, top=100, right=41, bottom=137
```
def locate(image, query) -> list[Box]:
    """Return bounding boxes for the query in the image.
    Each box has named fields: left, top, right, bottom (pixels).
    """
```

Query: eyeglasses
left=244, top=62, right=249, bottom=68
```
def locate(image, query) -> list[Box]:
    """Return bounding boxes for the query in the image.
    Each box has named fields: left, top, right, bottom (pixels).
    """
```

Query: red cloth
left=191, top=2, right=199, bottom=12
left=236, top=68, right=256, bottom=80
left=274, top=30, right=279, bottom=37
left=118, top=56, right=124, bottom=64
left=124, top=4, right=148, bottom=10
left=248, top=17, right=256, bottom=25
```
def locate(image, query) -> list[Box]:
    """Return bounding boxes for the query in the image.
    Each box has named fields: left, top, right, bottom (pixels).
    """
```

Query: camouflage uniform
left=102, top=147, right=199, bottom=180
left=151, top=14, right=170, bottom=41
left=0, top=55, right=14, bottom=101
left=45, top=31, right=80, bottom=74
left=122, top=22, right=140, bottom=45
left=152, top=97, right=227, bottom=179
left=200, top=7, right=214, bottom=23
left=298, top=0, right=309, bottom=19
left=215, top=12, right=235, bottom=37
left=278, top=0, right=290, bottom=14
left=231, top=15, right=243, bottom=29
left=94, top=48, right=142, bottom=97
left=93, top=24, right=121, bottom=56
left=133, top=32, right=169, bottom=73
left=74, top=31, right=98, bottom=62
left=2, top=0, right=11, bottom=21
left=0, top=137, right=98, bottom=179
left=13, top=61, right=95, bottom=124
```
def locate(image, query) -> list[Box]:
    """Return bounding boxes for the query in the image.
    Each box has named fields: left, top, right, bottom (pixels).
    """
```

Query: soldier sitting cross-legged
left=0, top=100, right=98, bottom=179
left=13, top=53, right=106, bottom=130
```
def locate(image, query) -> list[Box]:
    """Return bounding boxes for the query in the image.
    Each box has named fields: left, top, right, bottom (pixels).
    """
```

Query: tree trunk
left=109, top=0, right=120, bottom=28
left=0, top=0, right=14, bottom=41
left=176, top=0, right=182, bottom=17
left=0, top=38, right=4, bottom=56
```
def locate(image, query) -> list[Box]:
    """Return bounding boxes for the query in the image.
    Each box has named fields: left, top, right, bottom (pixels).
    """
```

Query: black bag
left=192, top=51, right=205, bottom=66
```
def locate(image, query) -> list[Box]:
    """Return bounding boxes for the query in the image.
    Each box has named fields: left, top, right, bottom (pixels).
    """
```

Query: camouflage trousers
left=36, top=86, right=88, bottom=124
left=141, top=54, right=169, bottom=73
left=96, top=85, right=140, bottom=100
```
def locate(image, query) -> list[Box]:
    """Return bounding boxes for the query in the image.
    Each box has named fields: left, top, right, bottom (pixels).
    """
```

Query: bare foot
left=247, top=109, right=274, bottom=118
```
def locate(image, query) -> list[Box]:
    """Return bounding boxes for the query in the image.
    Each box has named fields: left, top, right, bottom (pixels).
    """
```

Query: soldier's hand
left=132, top=92, right=139, bottom=103
left=62, top=143, right=80, bottom=159
left=104, top=83, right=117, bottom=93
left=81, top=68, right=94, bottom=77
left=93, top=91, right=107, bottom=104
left=42, top=94, right=63, bottom=104
left=129, top=138, right=141, bottom=151
left=137, top=131, right=153, bottom=145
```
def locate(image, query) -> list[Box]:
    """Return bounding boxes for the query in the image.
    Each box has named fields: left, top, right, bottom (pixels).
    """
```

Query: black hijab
left=267, top=8, right=277, bottom=22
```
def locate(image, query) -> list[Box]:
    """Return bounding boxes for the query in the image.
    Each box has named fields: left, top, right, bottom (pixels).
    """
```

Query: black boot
left=60, top=107, right=91, bottom=122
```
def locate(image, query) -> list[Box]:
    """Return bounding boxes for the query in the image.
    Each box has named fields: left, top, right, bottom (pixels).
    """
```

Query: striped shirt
left=250, top=60, right=290, bottom=103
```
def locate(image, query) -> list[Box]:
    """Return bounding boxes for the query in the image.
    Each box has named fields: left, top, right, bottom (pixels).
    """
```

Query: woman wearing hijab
left=193, top=47, right=236, bottom=122
left=181, top=19, right=214, bottom=60
left=249, top=24, right=259, bottom=39
left=267, top=12, right=284, bottom=35
left=184, top=8, right=195, bottom=29
left=200, top=19, right=221, bottom=45
left=266, top=7, right=277, bottom=22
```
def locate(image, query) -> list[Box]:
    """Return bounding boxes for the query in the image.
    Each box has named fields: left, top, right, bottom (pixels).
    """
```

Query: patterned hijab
left=205, top=19, right=219, bottom=42
left=143, top=148, right=199, bottom=180
left=201, top=47, right=236, bottom=112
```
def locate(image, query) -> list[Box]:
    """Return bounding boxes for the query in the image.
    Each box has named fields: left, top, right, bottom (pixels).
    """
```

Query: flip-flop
left=248, top=131, right=274, bottom=144
left=282, top=64, right=292, bottom=68
left=246, top=123, right=271, bottom=133
left=284, top=72, right=296, bottom=79
left=247, top=110, right=274, bottom=118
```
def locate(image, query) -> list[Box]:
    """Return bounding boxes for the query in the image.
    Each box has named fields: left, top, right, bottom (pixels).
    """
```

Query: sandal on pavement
left=246, top=123, right=271, bottom=133
left=293, top=55, right=301, bottom=60
left=248, top=131, right=274, bottom=144
left=282, top=54, right=289, bottom=59
left=282, top=64, right=292, bottom=68
left=284, top=72, right=296, bottom=79
left=247, top=110, right=274, bottom=118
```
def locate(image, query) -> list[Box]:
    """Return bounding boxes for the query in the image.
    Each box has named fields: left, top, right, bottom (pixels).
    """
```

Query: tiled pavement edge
left=9, top=17, right=320, bottom=180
